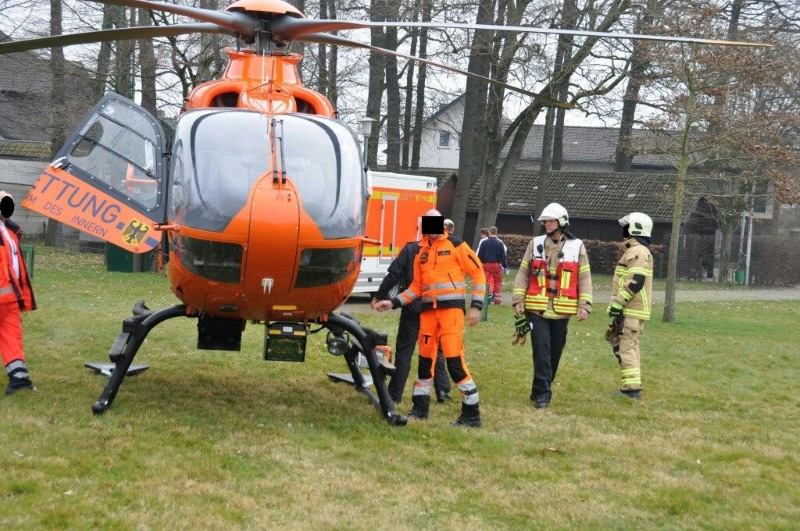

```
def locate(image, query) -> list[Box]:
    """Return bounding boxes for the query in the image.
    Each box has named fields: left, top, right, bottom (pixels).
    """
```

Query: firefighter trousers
left=0, top=301, right=26, bottom=374
left=388, top=305, right=450, bottom=403
left=607, top=317, right=644, bottom=391
left=413, top=307, right=479, bottom=406
left=528, top=312, right=569, bottom=402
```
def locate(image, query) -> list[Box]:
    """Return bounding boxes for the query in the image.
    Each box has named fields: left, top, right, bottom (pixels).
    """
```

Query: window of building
left=438, top=131, right=450, bottom=148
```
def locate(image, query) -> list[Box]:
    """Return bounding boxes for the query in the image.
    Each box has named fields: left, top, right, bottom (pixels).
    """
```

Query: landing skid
left=91, top=301, right=407, bottom=426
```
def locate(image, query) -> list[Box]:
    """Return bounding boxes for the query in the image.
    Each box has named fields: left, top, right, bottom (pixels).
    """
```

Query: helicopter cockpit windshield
left=280, top=115, right=367, bottom=238
left=169, top=110, right=271, bottom=232
left=169, top=111, right=366, bottom=237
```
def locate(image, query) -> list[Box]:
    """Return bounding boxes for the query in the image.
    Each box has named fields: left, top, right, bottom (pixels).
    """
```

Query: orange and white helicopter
left=0, top=0, right=765, bottom=424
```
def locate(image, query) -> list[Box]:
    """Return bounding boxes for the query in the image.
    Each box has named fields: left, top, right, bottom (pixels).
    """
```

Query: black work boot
left=530, top=393, right=550, bottom=409
left=435, top=389, right=452, bottom=403
left=452, top=402, right=482, bottom=428
left=618, top=389, right=641, bottom=400
left=408, top=395, right=430, bottom=419
left=5, top=377, right=35, bottom=395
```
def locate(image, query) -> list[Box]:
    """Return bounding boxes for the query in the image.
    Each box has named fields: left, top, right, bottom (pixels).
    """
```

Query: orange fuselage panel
left=166, top=173, right=361, bottom=322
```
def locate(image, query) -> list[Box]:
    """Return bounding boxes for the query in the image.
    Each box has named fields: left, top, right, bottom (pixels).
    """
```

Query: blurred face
left=0, top=192, right=13, bottom=220
left=543, top=219, right=560, bottom=235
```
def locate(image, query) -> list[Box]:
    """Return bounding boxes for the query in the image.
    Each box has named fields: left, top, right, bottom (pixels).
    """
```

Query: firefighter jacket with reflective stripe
left=610, top=238, right=652, bottom=320
left=512, top=234, right=592, bottom=319
left=0, top=220, right=36, bottom=312
left=395, top=233, right=486, bottom=312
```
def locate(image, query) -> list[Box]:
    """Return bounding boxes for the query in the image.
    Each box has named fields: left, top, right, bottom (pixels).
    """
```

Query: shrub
left=750, top=236, right=800, bottom=286
left=501, top=233, right=665, bottom=276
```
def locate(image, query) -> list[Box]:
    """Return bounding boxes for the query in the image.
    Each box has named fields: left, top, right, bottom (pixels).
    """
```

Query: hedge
left=500, top=233, right=666, bottom=276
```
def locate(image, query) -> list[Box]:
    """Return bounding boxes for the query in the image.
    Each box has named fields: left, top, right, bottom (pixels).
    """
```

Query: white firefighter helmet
left=537, top=203, right=569, bottom=227
left=619, top=212, right=653, bottom=238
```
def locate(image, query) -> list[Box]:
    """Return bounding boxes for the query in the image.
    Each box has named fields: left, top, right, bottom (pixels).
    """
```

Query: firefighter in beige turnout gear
left=513, top=203, right=592, bottom=408
left=607, top=212, right=654, bottom=400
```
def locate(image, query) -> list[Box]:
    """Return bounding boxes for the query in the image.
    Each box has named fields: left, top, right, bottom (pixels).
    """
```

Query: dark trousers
left=388, top=305, right=450, bottom=402
left=528, top=312, right=569, bottom=402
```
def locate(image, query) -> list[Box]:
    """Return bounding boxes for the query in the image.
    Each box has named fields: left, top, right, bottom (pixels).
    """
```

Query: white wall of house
left=417, top=99, right=464, bottom=169
left=0, top=160, right=51, bottom=237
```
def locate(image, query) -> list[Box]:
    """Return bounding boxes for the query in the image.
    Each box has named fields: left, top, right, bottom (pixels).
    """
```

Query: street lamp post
left=359, top=117, right=376, bottom=169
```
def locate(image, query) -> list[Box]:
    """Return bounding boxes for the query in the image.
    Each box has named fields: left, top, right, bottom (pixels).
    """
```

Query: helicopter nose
left=242, top=180, right=301, bottom=313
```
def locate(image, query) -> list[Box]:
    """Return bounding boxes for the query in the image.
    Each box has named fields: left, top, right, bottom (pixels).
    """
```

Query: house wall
left=417, top=100, right=463, bottom=169
left=0, top=160, right=51, bottom=238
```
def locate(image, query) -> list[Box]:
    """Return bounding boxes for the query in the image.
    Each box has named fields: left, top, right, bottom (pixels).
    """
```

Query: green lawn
left=2, top=247, right=798, bottom=528
left=501, top=269, right=749, bottom=293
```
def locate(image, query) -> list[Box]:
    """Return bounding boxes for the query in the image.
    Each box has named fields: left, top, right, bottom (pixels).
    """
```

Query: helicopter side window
left=281, top=115, right=367, bottom=239
left=67, top=100, right=160, bottom=210
left=169, top=110, right=271, bottom=232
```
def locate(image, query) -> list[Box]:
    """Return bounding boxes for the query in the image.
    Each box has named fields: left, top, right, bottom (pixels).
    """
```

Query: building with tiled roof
left=0, top=31, right=95, bottom=139
left=414, top=95, right=673, bottom=173
left=457, top=170, right=685, bottom=245
left=0, top=31, right=95, bottom=237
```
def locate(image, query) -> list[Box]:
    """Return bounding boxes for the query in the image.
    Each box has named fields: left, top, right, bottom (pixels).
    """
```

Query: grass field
left=2, top=248, right=799, bottom=528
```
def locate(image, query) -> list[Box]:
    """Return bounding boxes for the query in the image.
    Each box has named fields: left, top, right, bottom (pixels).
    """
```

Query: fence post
left=480, top=288, right=490, bottom=321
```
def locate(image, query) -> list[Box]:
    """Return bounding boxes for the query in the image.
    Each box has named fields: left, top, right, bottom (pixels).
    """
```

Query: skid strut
left=92, top=302, right=190, bottom=415
left=322, top=313, right=407, bottom=426
left=93, top=303, right=406, bottom=425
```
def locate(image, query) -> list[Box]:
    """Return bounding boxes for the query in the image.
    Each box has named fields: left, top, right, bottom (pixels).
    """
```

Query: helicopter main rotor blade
left=88, top=0, right=259, bottom=39
left=296, top=33, right=573, bottom=109
left=0, top=23, right=230, bottom=55
left=275, top=18, right=770, bottom=48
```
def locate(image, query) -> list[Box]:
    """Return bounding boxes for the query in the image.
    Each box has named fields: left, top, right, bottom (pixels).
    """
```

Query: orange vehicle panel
left=22, top=167, right=160, bottom=253
left=363, top=184, right=436, bottom=258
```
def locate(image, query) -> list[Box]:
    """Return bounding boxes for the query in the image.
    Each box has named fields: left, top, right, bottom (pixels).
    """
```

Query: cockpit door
left=22, top=93, right=167, bottom=253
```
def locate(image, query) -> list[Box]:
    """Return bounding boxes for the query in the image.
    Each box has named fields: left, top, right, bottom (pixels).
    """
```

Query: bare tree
left=639, top=3, right=799, bottom=321
left=469, top=0, right=633, bottom=247
left=451, top=0, right=496, bottom=239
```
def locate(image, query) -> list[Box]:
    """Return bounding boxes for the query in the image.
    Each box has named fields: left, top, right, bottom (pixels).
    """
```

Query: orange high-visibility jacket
left=396, top=234, right=486, bottom=312
left=0, top=220, right=36, bottom=312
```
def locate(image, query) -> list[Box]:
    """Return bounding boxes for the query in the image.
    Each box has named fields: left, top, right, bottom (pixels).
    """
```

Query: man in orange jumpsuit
left=375, top=209, right=486, bottom=427
left=0, top=192, right=37, bottom=394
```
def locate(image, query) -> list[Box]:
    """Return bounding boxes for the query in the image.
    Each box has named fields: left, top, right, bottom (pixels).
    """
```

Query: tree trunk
left=451, top=0, right=495, bottom=238
left=663, top=126, right=691, bottom=323
left=138, top=8, right=157, bottom=116
left=317, top=0, right=328, bottom=96
left=384, top=0, right=401, bottom=171
left=94, top=5, right=114, bottom=101
left=196, top=0, right=223, bottom=84
left=113, top=7, right=135, bottom=99
left=46, top=0, right=66, bottom=247
left=535, top=107, right=555, bottom=221
left=410, top=0, right=431, bottom=170
left=327, top=0, right=338, bottom=111
left=552, top=0, right=577, bottom=171
left=716, top=219, right=738, bottom=283
left=401, top=2, right=419, bottom=169
left=614, top=0, right=658, bottom=172
left=287, top=0, right=305, bottom=79
left=365, top=0, right=387, bottom=167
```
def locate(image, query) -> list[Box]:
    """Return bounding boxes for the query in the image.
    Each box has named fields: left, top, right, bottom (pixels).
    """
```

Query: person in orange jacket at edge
left=375, top=209, right=487, bottom=427
left=0, top=192, right=37, bottom=395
